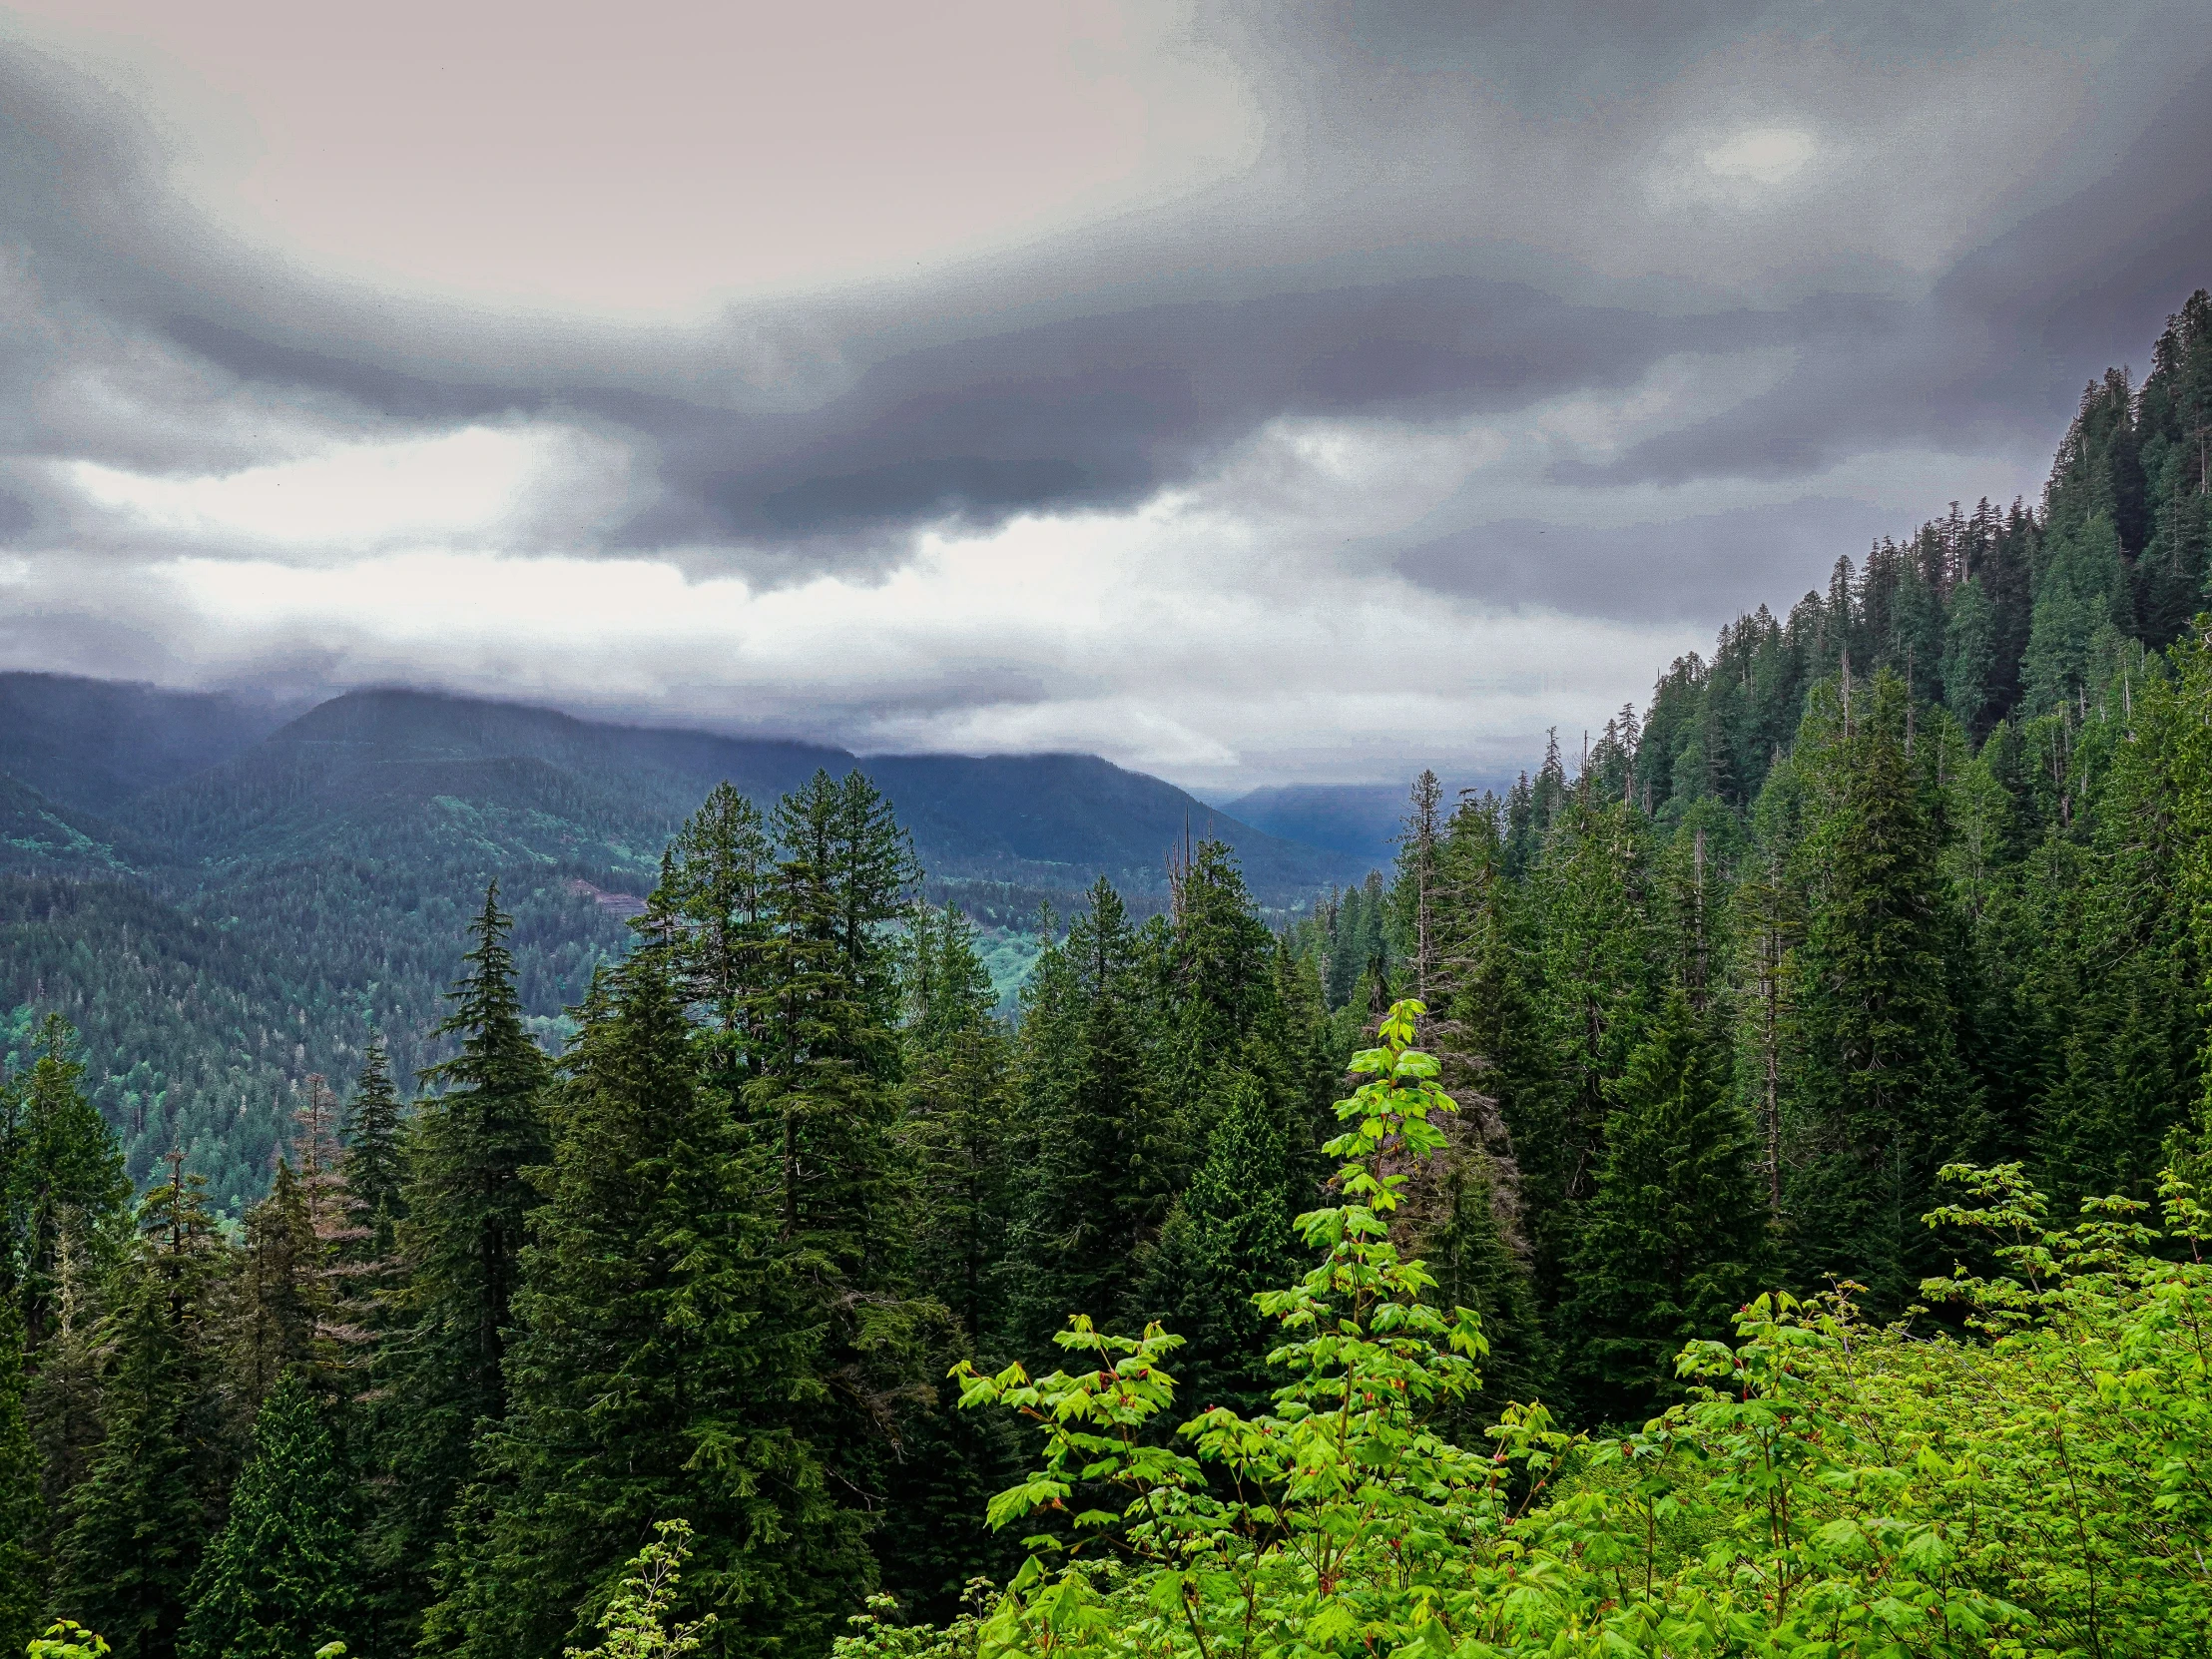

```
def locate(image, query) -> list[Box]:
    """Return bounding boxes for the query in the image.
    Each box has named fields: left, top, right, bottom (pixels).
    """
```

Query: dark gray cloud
left=6, top=2, right=2199, bottom=566
left=4, top=0, right=2212, bottom=780
left=1397, top=496, right=1914, bottom=623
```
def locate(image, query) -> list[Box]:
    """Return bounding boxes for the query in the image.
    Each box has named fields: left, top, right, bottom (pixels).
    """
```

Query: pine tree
left=1516, top=793, right=1658, bottom=1308
left=633, top=782, right=776, bottom=1109
left=370, top=881, right=551, bottom=1634
left=1139, top=1070, right=1301, bottom=1417
left=1561, top=990, right=1771, bottom=1423
left=1785, top=671, right=1979, bottom=1306
left=747, top=772, right=916, bottom=1274
left=897, top=903, right=1011, bottom=1349
left=1399, top=1127, right=1550, bottom=1429
left=5, top=1018, right=130, bottom=1349
left=422, top=952, right=866, bottom=1659
left=0, top=1301, right=42, bottom=1656
left=233, top=1161, right=315, bottom=1405
left=177, top=1376, right=357, bottom=1659
left=51, top=1163, right=232, bottom=1659
left=342, top=1039, right=406, bottom=1265
left=1006, top=881, right=1160, bottom=1352
left=26, top=1220, right=101, bottom=1555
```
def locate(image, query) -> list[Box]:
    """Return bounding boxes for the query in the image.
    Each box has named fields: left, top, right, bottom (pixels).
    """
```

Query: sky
left=2, top=1, right=2211, bottom=790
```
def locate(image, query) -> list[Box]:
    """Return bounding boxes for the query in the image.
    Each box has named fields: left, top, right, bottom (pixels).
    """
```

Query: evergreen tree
left=1561, top=990, right=1771, bottom=1423
left=632, top=781, right=776, bottom=1109
left=1785, top=672, right=1979, bottom=1306
left=1139, top=1070, right=1301, bottom=1417
left=4, top=1018, right=130, bottom=1349
left=51, top=1163, right=232, bottom=1659
left=26, top=1220, right=100, bottom=1557
left=1006, top=881, right=1159, bottom=1352
left=1516, top=792, right=1658, bottom=1309
left=341, top=1039, right=406, bottom=1265
left=370, top=881, right=551, bottom=1634
left=177, top=1376, right=357, bottom=1659
left=423, top=952, right=865, bottom=1659
left=747, top=771, right=916, bottom=1276
left=0, top=1302, right=42, bottom=1656
left=897, top=903, right=1011, bottom=1350
left=232, top=1162, right=316, bottom=1406
left=1398, top=1127, right=1550, bottom=1428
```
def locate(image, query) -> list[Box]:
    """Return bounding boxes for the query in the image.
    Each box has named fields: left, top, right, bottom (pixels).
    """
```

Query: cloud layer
left=2, top=0, right=2209, bottom=786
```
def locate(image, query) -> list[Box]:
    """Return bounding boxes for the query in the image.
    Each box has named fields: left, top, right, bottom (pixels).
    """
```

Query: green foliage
left=340, top=1037, right=405, bottom=1265
left=1137, top=1069, right=1302, bottom=1418
left=368, top=880, right=552, bottom=1637
left=1783, top=670, right=1979, bottom=1307
left=562, top=1522, right=715, bottom=1659
left=887, top=1005, right=2212, bottom=1657
left=1562, top=987, right=1771, bottom=1423
left=51, top=1166, right=232, bottom=1659
left=1006, top=883, right=1162, bottom=1350
left=177, top=1377, right=357, bottom=1659
left=26, top=1620, right=108, bottom=1659
left=421, top=946, right=867, bottom=1659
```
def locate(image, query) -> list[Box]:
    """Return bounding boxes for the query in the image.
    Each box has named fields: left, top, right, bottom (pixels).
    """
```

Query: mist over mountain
left=1219, top=779, right=1519, bottom=869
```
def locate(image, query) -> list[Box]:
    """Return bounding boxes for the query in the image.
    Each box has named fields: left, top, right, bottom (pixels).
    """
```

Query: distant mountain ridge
left=0, top=671, right=1368, bottom=1210
left=1222, top=778, right=1515, bottom=870
left=62, top=682, right=1357, bottom=901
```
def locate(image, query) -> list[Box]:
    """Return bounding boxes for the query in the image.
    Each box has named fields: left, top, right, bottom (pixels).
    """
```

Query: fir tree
left=897, top=903, right=1011, bottom=1349
left=341, top=1037, right=405, bottom=1267
left=1006, top=881, right=1160, bottom=1352
left=1561, top=990, right=1771, bottom=1423
left=423, top=952, right=866, bottom=1659
left=4, top=1018, right=130, bottom=1349
left=370, top=881, right=550, bottom=1634
left=51, top=1163, right=231, bottom=1659
left=1139, top=1070, right=1301, bottom=1417
left=633, top=782, right=776, bottom=1108
left=1516, top=793, right=1658, bottom=1309
left=0, top=1301, right=42, bottom=1657
left=177, top=1376, right=357, bottom=1659
left=747, top=771, right=916, bottom=1274
left=233, top=1162, right=315, bottom=1405
left=1785, top=672, right=1979, bottom=1306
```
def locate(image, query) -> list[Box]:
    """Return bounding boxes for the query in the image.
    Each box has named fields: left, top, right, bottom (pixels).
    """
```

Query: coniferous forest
left=4, top=294, right=2212, bottom=1656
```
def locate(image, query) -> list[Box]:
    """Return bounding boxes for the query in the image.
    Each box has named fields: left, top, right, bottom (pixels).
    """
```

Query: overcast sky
left=1, top=0, right=2209, bottom=789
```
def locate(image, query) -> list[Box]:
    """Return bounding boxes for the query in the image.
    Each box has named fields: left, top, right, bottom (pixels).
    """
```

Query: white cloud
left=1702, top=127, right=1817, bottom=184
left=0, top=340, right=2045, bottom=788
left=57, top=422, right=636, bottom=556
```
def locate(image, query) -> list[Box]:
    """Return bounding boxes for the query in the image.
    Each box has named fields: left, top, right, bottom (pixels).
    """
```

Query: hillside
left=0, top=673, right=299, bottom=816
left=0, top=677, right=1361, bottom=1205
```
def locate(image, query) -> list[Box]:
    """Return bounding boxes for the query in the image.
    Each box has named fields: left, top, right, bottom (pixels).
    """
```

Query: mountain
left=0, top=674, right=1361, bottom=1208
left=1220, top=779, right=1512, bottom=870
left=115, top=685, right=1353, bottom=900
left=0, top=673, right=301, bottom=816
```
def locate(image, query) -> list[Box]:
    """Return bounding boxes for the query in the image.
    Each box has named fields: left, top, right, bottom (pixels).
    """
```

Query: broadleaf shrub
left=834, top=1001, right=2212, bottom=1658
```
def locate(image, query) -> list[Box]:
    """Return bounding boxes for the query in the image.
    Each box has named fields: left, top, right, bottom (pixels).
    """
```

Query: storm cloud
left=1, top=0, right=2209, bottom=785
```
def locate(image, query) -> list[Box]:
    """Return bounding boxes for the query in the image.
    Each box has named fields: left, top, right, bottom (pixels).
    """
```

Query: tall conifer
left=178, top=1376, right=357, bottom=1659
left=1561, top=990, right=1771, bottom=1422
left=370, top=881, right=550, bottom=1634
left=51, top=1164, right=231, bottom=1659
left=1786, top=672, right=1979, bottom=1306
left=424, top=952, right=865, bottom=1659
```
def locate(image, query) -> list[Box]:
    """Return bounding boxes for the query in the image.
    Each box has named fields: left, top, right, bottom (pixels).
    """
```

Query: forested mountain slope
left=0, top=672, right=299, bottom=815
left=0, top=678, right=1354, bottom=1207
